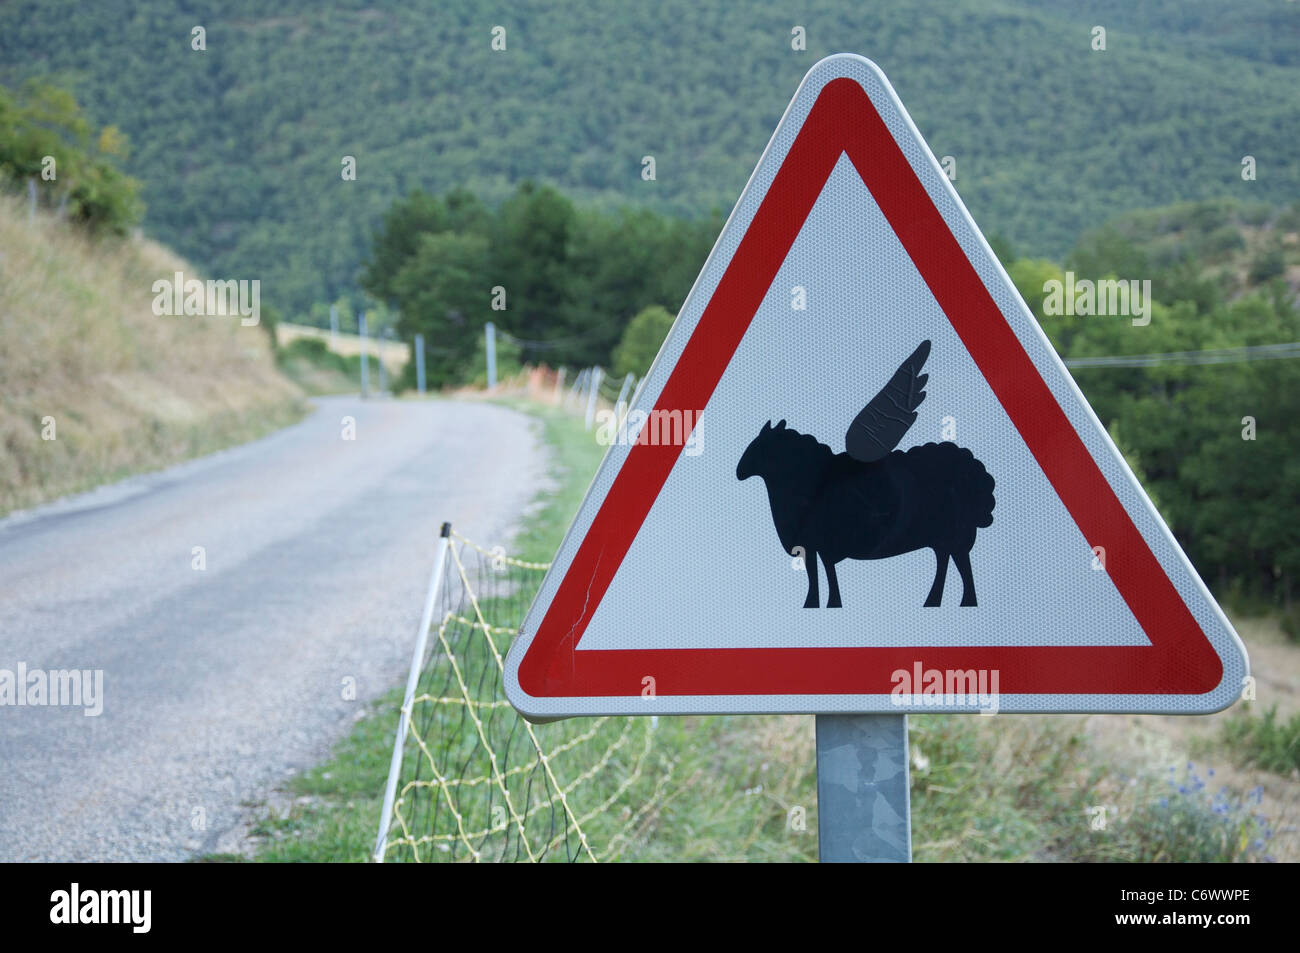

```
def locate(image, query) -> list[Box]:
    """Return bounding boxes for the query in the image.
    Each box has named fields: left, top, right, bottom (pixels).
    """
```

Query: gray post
left=377, top=341, right=388, bottom=394
left=485, top=322, right=497, bottom=391
left=584, top=367, right=604, bottom=431
left=359, top=311, right=370, bottom=398
left=615, top=372, right=635, bottom=423
left=815, top=714, right=911, bottom=863
left=330, top=304, right=339, bottom=345
left=569, top=368, right=586, bottom=409
left=414, top=334, right=426, bottom=395
left=27, top=178, right=36, bottom=221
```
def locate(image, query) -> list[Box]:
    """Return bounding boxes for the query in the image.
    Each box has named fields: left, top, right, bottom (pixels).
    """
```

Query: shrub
left=1222, top=706, right=1300, bottom=774
left=1247, top=245, right=1286, bottom=284
left=1120, top=766, right=1275, bottom=863
left=0, top=79, right=143, bottom=235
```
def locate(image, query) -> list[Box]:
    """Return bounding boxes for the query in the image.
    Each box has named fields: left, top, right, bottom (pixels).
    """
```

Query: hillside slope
left=1, top=0, right=1296, bottom=313
left=0, top=193, right=304, bottom=514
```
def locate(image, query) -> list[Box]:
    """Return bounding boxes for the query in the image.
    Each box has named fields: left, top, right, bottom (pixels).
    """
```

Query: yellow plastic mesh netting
left=377, top=530, right=674, bottom=862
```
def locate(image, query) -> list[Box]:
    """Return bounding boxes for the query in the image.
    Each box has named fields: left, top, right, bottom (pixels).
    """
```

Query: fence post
left=374, top=522, right=453, bottom=862
left=584, top=367, right=604, bottom=430
left=358, top=311, right=370, bottom=398
left=569, top=368, right=586, bottom=409
left=485, top=322, right=497, bottom=391
left=414, top=333, right=426, bottom=395
left=330, top=304, right=339, bottom=346
left=615, top=372, right=635, bottom=424
left=553, top=367, right=567, bottom=405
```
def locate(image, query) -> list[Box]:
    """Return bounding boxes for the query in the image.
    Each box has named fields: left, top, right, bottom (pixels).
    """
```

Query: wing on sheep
left=844, top=339, right=931, bottom=463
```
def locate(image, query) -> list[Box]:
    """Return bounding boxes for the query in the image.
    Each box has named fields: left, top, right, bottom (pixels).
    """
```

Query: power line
left=495, top=315, right=628, bottom=351
left=1065, top=341, right=1300, bottom=369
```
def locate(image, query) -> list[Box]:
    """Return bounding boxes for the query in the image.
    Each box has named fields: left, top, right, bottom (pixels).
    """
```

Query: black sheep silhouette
left=736, top=341, right=995, bottom=608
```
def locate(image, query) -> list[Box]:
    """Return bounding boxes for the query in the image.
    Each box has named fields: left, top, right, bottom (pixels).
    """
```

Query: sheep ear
left=776, top=419, right=787, bottom=430
left=762, top=420, right=772, bottom=432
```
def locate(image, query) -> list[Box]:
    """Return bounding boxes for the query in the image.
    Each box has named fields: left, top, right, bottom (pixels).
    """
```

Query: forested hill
left=3, top=0, right=1297, bottom=315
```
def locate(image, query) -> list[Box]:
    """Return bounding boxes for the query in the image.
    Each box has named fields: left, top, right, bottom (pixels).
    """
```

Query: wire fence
left=501, top=363, right=641, bottom=431
left=1063, top=340, right=1300, bottom=368
left=375, top=529, right=674, bottom=862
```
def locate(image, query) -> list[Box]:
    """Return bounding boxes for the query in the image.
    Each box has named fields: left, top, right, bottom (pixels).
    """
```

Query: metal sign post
left=816, top=713, right=911, bottom=862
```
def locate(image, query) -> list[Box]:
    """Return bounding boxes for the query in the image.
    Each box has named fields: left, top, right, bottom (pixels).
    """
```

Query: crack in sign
left=565, top=545, right=606, bottom=681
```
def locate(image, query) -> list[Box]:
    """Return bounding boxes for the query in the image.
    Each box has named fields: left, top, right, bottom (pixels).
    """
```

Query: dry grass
left=0, top=192, right=306, bottom=515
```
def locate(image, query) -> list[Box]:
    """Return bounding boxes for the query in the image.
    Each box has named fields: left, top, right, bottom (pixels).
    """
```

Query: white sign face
left=505, top=54, right=1249, bottom=720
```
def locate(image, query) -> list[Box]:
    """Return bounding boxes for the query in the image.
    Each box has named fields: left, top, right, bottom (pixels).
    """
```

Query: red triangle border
left=517, top=76, right=1224, bottom=700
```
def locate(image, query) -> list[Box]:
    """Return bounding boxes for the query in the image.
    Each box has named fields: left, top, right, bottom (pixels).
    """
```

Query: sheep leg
left=824, top=558, right=842, bottom=608
left=924, top=549, right=949, bottom=607
left=953, top=551, right=977, bottom=607
left=803, top=549, right=820, bottom=608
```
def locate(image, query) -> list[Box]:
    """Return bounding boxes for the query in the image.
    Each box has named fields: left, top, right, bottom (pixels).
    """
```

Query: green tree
left=361, top=188, right=488, bottom=305
left=612, top=305, right=675, bottom=378
left=490, top=182, right=577, bottom=361
left=391, top=231, right=491, bottom=385
left=0, top=79, right=142, bottom=233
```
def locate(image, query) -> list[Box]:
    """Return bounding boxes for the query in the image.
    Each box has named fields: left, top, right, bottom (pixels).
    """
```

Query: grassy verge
left=240, top=399, right=820, bottom=862
left=275, top=337, right=372, bottom=396
left=235, top=398, right=1278, bottom=863
left=1221, top=706, right=1300, bottom=775
left=0, top=192, right=307, bottom=516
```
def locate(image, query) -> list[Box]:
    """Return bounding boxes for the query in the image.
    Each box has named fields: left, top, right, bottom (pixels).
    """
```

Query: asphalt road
left=0, top=396, right=546, bottom=861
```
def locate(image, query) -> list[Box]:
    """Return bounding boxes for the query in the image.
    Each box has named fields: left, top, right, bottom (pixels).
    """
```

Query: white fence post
left=584, top=367, right=604, bottom=431
left=374, top=522, right=453, bottom=862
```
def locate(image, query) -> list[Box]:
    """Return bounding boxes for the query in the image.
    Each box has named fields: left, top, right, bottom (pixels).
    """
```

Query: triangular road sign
left=505, top=54, right=1249, bottom=719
